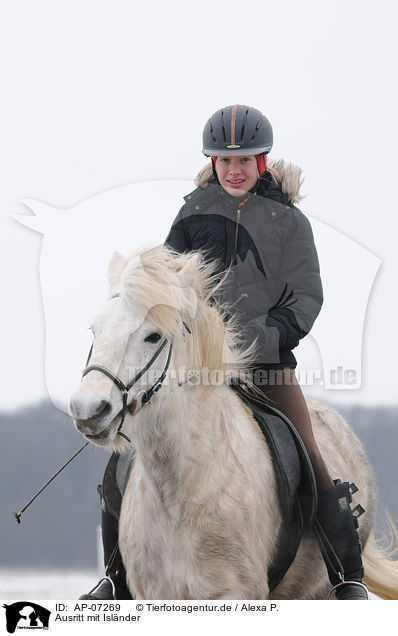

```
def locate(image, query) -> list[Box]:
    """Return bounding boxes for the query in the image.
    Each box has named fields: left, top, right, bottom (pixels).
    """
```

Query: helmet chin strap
left=211, top=156, right=220, bottom=183
left=255, top=153, right=267, bottom=175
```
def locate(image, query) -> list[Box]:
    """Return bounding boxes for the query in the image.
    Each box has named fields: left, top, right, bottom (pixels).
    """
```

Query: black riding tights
left=254, top=368, right=333, bottom=490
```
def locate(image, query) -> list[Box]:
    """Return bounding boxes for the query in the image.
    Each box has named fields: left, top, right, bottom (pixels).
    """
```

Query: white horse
left=69, top=245, right=398, bottom=600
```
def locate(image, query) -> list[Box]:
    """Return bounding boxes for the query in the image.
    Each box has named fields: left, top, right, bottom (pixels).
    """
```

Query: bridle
left=14, top=323, right=190, bottom=525
left=82, top=338, right=173, bottom=441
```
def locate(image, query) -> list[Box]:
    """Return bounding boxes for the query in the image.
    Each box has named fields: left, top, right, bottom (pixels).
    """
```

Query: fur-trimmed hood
left=194, top=158, right=304, bottom=205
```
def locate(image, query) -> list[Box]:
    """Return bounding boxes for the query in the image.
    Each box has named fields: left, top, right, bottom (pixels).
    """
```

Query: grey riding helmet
left=202, top=104, right=273, bottom=157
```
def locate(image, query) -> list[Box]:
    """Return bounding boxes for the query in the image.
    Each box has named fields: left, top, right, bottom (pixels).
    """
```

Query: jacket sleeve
left=164, top=205, right=192, bottom=253
left=245, top=209, right=323, bottom=363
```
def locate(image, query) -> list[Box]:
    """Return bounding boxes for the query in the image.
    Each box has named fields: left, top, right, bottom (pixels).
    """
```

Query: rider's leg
left=79, top=455, right=132, bottom=600
left=255, top=368, right=333, bottom=488
left=255, top=368, right=368, bottom=600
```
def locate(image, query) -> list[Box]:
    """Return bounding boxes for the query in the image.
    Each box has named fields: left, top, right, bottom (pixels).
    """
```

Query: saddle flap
left=251, top=404, right=301, bottom=520
left=230, top=381, right=318, bottom=591
left=102, top=452, right=133, bottom=520
left=230, top=381, right=317, bottom=527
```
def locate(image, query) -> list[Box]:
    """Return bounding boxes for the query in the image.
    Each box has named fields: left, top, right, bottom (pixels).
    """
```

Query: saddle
left=102, top=380, right=317, bottom=593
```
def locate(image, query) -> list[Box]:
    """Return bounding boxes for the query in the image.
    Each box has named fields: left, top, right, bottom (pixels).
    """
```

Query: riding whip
left=14, top=440, right=89, bottom=524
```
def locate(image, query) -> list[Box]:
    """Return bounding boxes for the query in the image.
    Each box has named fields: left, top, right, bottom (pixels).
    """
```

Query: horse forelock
left=113, top=245, right=255, bottom=382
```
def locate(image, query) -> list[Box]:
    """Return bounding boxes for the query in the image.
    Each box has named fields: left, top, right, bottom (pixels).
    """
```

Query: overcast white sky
left=1, top=0, right=397, bottom=410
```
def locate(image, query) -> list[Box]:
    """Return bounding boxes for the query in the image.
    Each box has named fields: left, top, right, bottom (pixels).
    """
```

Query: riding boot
left=79, top=497, right=132, bottom=600
left=314, top=480, right=369, bottom=600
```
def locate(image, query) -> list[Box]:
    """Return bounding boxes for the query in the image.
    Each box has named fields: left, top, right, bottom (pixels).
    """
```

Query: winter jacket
left=165, top=159, right=323, bottom=369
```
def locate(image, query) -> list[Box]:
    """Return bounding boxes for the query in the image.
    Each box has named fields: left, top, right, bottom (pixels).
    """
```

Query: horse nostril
left=94, top=400, right=112, bottom=419
left=69, top=393, right=113, bottom=422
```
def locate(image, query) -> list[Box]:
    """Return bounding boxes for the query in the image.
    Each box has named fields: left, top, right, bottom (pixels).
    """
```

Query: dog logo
left=3, top=603, right=51, bottom=633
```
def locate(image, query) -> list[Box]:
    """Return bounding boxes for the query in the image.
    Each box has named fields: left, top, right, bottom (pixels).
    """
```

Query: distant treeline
left=0, top=400, right=397, bottom=568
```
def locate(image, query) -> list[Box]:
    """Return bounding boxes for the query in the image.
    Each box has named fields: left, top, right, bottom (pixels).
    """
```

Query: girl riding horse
left=80, top=104, right=368, bottom=600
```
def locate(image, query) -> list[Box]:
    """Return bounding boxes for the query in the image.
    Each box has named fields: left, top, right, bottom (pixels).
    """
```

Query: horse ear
left=175, top=254, right=201, bottom=318
left=108, top=251, right=127, bottom=291
left=176, top=252, right=201, bottom=288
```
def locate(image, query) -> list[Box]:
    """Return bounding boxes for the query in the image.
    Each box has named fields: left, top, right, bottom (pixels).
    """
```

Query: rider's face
left=214, top=156, right=259, bottom=197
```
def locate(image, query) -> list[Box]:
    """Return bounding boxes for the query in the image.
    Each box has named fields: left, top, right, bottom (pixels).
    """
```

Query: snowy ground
left=0, top=569, right=100, bottom=600
left=0, top=569, right=382, bottom=600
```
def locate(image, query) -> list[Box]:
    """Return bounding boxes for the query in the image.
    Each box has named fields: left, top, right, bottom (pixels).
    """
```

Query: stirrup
left=87, top=576, right=116, bottom=600
left=327, top=578, right=369, bottom=600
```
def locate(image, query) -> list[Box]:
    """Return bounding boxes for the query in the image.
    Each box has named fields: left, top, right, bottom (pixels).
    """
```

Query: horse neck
left=130, top=382, right=240, bottom=494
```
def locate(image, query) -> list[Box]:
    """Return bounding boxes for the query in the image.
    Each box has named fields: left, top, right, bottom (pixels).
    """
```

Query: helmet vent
left=239, top=109, right=249, bottom=142
left=208, top=121, right=216, bottom=142
left=221, top=126, right=227, bottom=142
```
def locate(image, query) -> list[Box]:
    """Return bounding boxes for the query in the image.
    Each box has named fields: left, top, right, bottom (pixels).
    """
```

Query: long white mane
left=112, top=245, right=257, bottom=390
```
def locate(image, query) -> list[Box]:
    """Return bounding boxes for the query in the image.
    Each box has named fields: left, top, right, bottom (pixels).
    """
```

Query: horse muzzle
left=69, top=392, right=120, bottom=443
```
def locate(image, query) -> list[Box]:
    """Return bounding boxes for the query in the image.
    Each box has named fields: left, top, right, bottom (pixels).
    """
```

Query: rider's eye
left=145, top=332, right=162, bottom=343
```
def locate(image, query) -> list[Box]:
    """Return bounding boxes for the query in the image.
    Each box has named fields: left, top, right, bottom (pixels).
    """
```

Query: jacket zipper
left=234, top=208, right=241, bottom=260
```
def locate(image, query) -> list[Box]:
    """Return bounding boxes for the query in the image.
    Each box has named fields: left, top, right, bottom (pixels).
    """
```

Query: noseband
left=82, top=338, right=173, bottom=441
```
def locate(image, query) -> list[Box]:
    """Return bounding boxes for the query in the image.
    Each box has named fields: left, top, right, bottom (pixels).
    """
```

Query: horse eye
left=145, top=332, right=162, bottom=343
